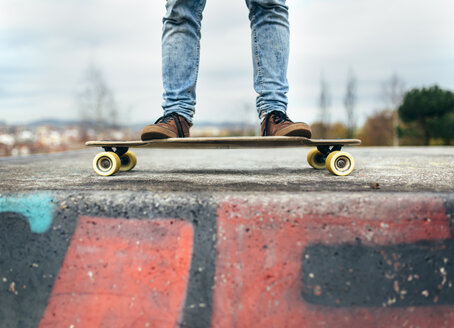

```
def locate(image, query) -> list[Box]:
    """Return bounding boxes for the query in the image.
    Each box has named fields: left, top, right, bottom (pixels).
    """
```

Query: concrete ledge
left=1, top=192, right=454, bottom=327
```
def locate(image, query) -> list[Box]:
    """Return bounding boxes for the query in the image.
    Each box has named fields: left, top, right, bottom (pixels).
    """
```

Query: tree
left=318, top=75, right=331, bottom=138
left=310, top=121, right=348, bottom=139
left=398, top=85, right=454, bottom=145
left=358, top=110, right=394, bottom=146
left=77, top=65, right=119, bottom=136
left=343, top=69, right=357, bottom=139
left=427, top=113, right=454, bottom=145
left=381, top=74, right=405, bottom=146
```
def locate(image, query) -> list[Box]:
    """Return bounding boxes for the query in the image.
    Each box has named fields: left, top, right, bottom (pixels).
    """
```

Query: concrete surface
left=0, top=146, right=453, bottom=192
left=1, top=146, right=454, bottom=328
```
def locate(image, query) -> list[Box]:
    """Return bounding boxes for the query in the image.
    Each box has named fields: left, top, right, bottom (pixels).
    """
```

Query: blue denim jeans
left=162, top=0, right=289, bottom=124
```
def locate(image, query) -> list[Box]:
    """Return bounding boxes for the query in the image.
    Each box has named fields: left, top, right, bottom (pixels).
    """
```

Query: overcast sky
left=1, top=0, right=453, bottom=127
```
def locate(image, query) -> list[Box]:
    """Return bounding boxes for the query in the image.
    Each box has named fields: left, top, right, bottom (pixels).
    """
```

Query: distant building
left=11, top=144, right=31, bottom=156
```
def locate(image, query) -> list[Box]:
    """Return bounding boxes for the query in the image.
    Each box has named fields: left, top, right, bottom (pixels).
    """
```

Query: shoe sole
left=141, top=125, right=178, bottom=140
left=274, top=123, right=312, bottom=138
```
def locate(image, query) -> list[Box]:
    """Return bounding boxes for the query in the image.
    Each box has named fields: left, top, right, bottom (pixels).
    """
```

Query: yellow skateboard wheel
left=92, top=152, right=121, bottom=176
left=119, top=151, right=137, bottom=172
left=325, top=151, right=355, bottom=176
left=307, top=148, right=326, bottom=170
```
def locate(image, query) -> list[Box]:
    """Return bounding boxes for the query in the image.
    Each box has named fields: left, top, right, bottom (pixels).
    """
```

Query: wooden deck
left=86, top=136, right=361, bottom=149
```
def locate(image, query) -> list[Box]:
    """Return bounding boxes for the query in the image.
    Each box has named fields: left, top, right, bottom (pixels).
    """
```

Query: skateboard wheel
left=307, top=148, right=326, bottom=170
left=325, top=151, right=355, bottom=176
left=119, top=151, right=137, bottom=172
left=92, top=152, right=121, bottom=176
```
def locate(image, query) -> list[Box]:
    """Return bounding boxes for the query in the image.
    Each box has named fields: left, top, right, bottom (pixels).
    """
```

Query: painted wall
left=1, top=193, right=454, bottom=327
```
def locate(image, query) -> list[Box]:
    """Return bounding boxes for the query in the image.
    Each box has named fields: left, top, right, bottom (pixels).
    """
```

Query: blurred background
left=0, top=0, right=453, bottom=156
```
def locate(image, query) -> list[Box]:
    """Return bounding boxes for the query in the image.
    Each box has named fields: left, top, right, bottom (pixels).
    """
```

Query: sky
left=1, top=0, right=453, bottom=127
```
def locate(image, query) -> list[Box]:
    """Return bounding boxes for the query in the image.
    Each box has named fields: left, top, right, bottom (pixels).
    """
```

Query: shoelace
left=155, top=113, right=185, bottom=137
left=262, top=111, right=292, bottom=136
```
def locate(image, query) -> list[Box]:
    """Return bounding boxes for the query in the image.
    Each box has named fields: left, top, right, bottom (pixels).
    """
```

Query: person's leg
left=245, top=0, right=311, bottom=137
left=245, top=0, right=290, bottom=119
left=141, top=0, right=206, bottom=140
left=162, top=0, right=207, bottom=124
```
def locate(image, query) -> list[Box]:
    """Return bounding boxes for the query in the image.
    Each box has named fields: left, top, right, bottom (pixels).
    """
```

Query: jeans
left=162, top=0, right=289, bottom=124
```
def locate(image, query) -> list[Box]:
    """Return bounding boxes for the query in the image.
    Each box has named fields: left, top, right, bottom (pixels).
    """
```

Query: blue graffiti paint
left=0, top=193, right=55, bottom=233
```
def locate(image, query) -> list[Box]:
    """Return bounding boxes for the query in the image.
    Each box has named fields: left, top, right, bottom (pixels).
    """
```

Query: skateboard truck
left=102, top=146, right=129, bottom=158
left=316, top=145, right=343, bottom=158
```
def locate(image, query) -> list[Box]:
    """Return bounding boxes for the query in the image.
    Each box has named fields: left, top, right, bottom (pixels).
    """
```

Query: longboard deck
left=87, top=137, right=361, bottom=176
left=86, top=136, right=361, bottom=149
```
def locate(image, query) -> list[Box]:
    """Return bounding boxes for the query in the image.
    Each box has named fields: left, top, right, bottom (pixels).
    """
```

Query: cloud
left=287, top=0, right=454, bottom=122
left=0, top=0, right=453, bottom=126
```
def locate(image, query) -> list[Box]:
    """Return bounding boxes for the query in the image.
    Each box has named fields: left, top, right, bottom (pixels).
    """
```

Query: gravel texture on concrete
left=0, top=146, right=453, bottom=193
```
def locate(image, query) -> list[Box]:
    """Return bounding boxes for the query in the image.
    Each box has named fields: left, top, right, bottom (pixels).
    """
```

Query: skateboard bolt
left=336, top=158, right=348, bottom=169
left=100, top=158, right=111, bottom=170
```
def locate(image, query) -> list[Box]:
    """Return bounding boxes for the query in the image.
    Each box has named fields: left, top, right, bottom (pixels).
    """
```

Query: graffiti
left=212, top=197, right=454, bottom=327
left=1, top=194, right=454, bottom=328
left=40, top=217, right=194, bottom=328
left=0, top=193, right=55, bottom=233
left=302, top=241, right=454, bottom=307
left=0, top=192, right=70, bottom=328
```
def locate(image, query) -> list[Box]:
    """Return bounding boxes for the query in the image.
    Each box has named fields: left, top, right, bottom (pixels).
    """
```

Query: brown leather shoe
left=141, top=113, right=190, bottom=140
left=261, top=111, right=312, bottom=138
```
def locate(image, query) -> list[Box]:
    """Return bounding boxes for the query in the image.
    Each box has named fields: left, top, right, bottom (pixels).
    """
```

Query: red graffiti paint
left=212, top=196, right=454, bottom=328
left=39, top=217, right=193, bottom=328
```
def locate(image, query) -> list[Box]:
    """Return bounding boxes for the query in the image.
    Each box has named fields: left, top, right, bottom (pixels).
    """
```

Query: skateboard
left=86, top=136, right=361, bottom=177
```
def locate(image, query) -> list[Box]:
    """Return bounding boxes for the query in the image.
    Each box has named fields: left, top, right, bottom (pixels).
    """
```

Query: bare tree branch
left=344, top=68, right=357, bottom=139
left=318, top=74, right=331, bottom=138
left=77, top=64, right=119, bottom=137
left=381, top=73, right=406, bottom=146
